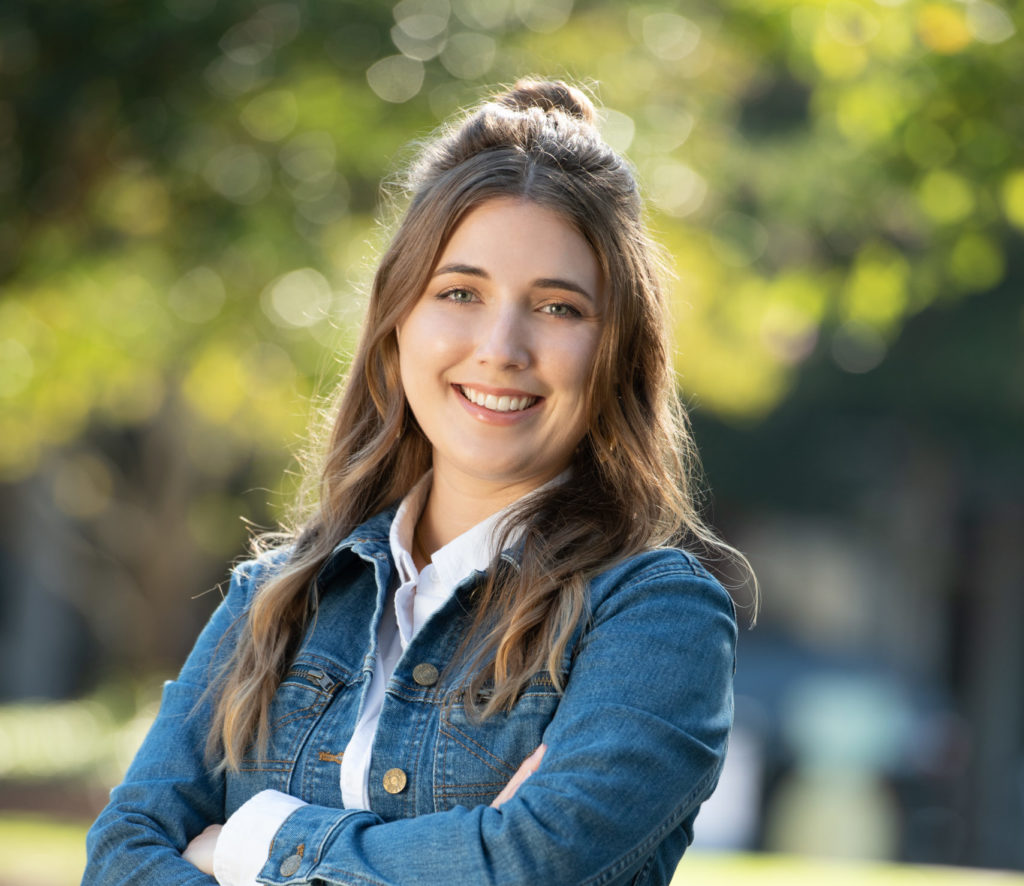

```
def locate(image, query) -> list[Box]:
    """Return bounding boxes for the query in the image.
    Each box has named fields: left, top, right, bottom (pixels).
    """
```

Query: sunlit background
left=1, top=0, right=1023, bottom=882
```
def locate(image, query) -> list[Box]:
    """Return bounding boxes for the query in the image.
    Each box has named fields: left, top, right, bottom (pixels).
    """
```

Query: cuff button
left=280, top=853, right=303, bottom=877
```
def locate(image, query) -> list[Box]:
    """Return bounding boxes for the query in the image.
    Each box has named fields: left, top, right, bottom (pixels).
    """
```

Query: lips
left=457, top=384, right=539, bottom=413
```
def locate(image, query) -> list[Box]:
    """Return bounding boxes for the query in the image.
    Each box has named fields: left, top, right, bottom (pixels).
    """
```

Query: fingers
left=490, top=744, right=547, bottom=809
left=182, top=823, right=223, bottom=875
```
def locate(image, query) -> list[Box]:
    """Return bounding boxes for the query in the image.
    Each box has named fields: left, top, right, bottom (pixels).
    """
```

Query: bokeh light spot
left=966, top=0, right=1016, bottom=43
left=1000, top=169, right=1024, bottom=230
left=916, top=169, right=975, bottom=225
left=642, top=13, right=701, bottom=61
left=0, top=338, right=34, bottom=398
left=203, top=145, right=272, bottom=204
left=168, top=266, right=227, bottom=324
left=240, top=89, right=299, bottom=142
left=949, top=231, right=1004, bottom=292
left=599, top=108, right=635, bottom=154
left=367, top=55, right=426, bottom=103
left=262, top=268, right=334, bottom=328
left=515, top=0, right=572, bottom=34
left=916, top=4, right=971, bottom=54
left=440, top=31, right=497, bottom=79
left=649, top=162, right=707, bottom=218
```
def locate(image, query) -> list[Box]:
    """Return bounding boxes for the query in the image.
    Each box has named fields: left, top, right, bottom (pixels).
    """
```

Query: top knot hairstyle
left=207, top=79, right=750, bottom=770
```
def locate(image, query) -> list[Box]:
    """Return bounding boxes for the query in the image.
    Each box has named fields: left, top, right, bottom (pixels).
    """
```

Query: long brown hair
left=208, top=78, right=753, bottom=770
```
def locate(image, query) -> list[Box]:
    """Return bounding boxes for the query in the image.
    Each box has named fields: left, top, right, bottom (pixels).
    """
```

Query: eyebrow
left=431, top=263, right=595, bottom=304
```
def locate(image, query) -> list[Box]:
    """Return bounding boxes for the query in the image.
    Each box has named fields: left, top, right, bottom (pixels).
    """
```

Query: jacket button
left=412, top=662, right=439, bottom=686
left=280, top=853, right=302, bottom=876
left=383, top=767, right=407, bottom=794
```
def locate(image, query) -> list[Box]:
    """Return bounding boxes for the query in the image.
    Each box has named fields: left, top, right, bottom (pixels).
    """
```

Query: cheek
left=554, top=331, right=602, bottom=392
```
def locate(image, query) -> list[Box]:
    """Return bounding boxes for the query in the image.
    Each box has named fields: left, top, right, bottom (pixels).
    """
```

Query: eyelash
left=436, top=288, right=583, bottom=319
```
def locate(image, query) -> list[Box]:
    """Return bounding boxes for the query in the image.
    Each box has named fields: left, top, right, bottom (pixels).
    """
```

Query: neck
left=414, top=468, right=548, bottom=558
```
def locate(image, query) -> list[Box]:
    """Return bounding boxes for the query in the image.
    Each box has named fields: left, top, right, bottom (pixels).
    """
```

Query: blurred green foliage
left=1, top=0, right=1021, bottom=560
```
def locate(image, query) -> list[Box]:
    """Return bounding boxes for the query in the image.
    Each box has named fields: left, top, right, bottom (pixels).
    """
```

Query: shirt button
left=412, top=662, right=439, bottom=686
left=280, top=853, right=303, bottom=876
left=383, top=767, right=408, bottom=794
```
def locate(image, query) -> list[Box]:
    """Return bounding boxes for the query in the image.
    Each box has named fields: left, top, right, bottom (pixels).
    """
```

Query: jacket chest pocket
left=432, top=674, right=560, bottom=812
left=241, top=656, right=353, bottom=771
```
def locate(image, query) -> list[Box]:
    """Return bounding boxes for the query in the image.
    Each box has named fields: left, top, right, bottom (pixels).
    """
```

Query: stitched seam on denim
left=578, top=765, right=717, bottom=886
left=291, top=653, right=353, bottom=682
left=386, top=683, right=445, bottom=703
left=402, top=689, right=431, bottom=815
left=301, top=813, right=390, bottom=886
left=435, top=779, right=507, bottom=789
left=629, top=853, right=654, bottom=886
left=626, top=564, right=703, bottom=583
left=303, top=867, right=390, bottom=886
left=274, top=705, right=329, bottom=727
left=311, top=813, right=354, bottom=862
left=438, top=721, right=517, bottom=776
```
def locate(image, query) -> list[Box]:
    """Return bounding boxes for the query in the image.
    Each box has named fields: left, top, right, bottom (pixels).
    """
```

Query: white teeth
left=460, top=385, right=537, bottom=412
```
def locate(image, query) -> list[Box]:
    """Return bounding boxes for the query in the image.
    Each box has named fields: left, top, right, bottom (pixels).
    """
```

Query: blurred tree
left=0, top=0, right=1021, bottom=667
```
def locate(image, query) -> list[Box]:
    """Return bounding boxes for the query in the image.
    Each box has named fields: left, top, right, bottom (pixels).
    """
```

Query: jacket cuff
left=257, top=804, right=366, bottom=884
left=214, top=789, right=308, bottom=886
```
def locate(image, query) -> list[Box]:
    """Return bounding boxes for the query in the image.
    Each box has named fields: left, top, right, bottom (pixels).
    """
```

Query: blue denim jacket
left=83, top=507, right=737, bottom=886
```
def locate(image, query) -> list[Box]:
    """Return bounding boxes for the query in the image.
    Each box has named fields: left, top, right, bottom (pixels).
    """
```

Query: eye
left=539, top=302, right=582, bottom=318
left=437, top=287, right=477, bottom=304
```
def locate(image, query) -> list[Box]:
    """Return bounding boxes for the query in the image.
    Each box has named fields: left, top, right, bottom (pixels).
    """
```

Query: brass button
left=412, top=662, right=439, bottom=686
left=383, top=767, right=407, bottom=794
left=280, top=853, right=302, bottom=876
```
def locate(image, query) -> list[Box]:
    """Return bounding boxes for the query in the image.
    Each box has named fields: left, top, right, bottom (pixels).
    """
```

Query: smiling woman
left=83, top=79, right=752, bottom=886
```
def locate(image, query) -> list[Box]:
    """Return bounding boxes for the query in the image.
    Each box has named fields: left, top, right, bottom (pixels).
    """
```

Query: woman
left=83, top=79, right=745, bottom=886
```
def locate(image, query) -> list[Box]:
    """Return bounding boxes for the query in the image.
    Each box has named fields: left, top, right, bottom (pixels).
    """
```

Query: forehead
left=435, top=198, right=603, bottom=297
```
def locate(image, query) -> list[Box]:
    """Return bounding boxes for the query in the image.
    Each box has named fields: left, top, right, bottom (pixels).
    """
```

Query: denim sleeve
left=82, top=555, right=282, bottom=886
left=254, top=556, right=738, bottom=886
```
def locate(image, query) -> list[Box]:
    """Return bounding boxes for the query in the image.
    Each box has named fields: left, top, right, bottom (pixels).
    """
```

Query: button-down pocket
left=433, top=673, right=560, bottom=811
left=239, top=656, right=352, bottom=772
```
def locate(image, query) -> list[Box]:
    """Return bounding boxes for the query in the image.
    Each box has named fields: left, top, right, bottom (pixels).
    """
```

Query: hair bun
left=496, top=78, right=596, bottom=125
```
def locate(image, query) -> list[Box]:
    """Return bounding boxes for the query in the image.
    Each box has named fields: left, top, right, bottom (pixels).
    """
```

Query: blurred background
left=1, top=0, right=1022, bottom=882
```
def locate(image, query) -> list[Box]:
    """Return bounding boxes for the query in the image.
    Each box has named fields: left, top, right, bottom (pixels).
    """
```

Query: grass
left=0, top=814, right=90, bottom=886
left=1, top=814, right=1023, bottom=886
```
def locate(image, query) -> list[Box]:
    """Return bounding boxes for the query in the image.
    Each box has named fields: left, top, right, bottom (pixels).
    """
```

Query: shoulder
left=587, top=546, right=736, bottom=627
left=227, top=546, right=294, bottom=609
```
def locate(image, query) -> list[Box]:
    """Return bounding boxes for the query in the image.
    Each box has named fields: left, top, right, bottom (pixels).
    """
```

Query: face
left=396, top=197, right=604, bottom=499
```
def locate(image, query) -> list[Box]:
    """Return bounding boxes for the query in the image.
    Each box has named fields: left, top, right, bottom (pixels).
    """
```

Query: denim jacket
left=83, top=507, right=737, bottom=886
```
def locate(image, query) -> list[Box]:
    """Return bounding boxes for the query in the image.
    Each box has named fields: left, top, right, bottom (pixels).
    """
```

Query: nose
left=474, top=304, right=530, bottom=369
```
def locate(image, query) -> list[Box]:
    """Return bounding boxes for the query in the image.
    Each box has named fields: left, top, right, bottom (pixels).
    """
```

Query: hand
left=491, top=744, right=546, bottom=809
left=182, top=823, right=223, bottom=875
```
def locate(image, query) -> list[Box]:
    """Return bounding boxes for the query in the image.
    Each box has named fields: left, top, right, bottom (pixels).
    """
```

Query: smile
left=458, top=385, right=539, bottom=413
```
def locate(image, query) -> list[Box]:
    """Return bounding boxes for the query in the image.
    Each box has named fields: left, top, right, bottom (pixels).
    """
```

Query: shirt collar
left=388, top=469, right=570, bottom=587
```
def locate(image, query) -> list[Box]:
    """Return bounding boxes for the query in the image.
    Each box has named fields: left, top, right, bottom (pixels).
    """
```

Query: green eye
left=541, top=303, right=581, bottom=318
